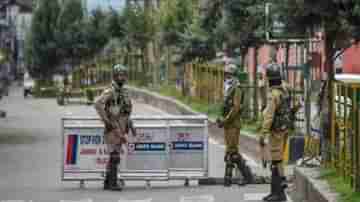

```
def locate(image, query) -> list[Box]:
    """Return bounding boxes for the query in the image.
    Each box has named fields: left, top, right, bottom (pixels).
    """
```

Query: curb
left=293, top=167, right=339, bottom=202
left=198, top=177, right=270, bottom=186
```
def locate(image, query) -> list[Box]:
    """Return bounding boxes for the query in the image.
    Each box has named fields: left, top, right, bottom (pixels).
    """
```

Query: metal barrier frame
left=332, top=80, right=360, bottom=191
left=61, top=115, right=209, bottom=186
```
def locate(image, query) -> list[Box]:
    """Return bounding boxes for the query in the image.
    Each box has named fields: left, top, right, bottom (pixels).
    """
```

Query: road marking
left=118, top=199, right=152, bottom=202
left=60, top=199, right=92, bottom=202
left=244, top=193, right=268, bottom=201
left=180, top=195, right=214, bottom=202
left=243, top=193, right=293, bottom=201
left=65, top=111, right=73, bottom=116
left=1, top=200, right=27, bottom=202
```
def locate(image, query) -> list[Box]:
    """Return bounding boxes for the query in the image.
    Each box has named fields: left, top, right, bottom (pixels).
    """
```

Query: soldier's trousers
left=224, top=127, right=240, bottom=153
left=269, top=131, right=288, bottom=176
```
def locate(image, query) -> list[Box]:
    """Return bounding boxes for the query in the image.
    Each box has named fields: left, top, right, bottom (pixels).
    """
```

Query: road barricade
left=61, top=115, right=209, bottom=186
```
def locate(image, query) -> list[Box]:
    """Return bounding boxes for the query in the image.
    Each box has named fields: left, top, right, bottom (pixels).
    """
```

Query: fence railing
left=184, top=61, right=224, bottom=105
left=330, top=81, right=360, bottom=191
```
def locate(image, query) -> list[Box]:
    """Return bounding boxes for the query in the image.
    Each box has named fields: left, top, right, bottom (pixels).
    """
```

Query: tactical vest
left=223, top=85, right=244, bottom=117
left=271, top=89, right=295, bottom=131
left=105, top=90, right=131, bottom=118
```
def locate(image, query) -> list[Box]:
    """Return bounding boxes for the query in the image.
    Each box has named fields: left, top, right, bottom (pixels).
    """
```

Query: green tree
left=56, top=0, right=86, bottom=72
left=106, top=8, right=124, bottom=39
left=158, top=0, right=195, bottom=46
left=83, top=8, right=109, bottom=58
left=202, top=0, right=266, bottom=119
left=25, top=0, right=61, bottom=79
left=202, top=0, right=265, bottom=59
left=122, top=5, right=152, bottom=49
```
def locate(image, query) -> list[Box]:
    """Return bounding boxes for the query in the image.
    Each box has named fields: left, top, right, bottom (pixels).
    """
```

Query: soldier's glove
left=216, top=118, right=224, bottom=128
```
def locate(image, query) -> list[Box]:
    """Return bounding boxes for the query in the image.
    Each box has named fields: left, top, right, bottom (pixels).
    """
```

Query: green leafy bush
left=85, top=88, right=95, bottom=104
left=35, top=87, right=59, bottom=98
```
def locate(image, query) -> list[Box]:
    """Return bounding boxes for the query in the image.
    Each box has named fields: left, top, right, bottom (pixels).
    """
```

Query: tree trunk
left=240, top=51, right=246, bottom=72
left=285, top=43, right=290, bottom=82
left=144, top=0, right=156, bottom=87
left=253, top=47, right=259, bottom=120
left=324, top=34, right=336, bottom=165
left=166, top=46, right=171, bottom=85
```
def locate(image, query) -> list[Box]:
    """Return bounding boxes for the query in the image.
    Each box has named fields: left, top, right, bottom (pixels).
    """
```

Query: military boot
left=109, top=151, right=123, bottom=191
left=224, top=162, right=234, bottom=187
left=103, top=166, right=111, bottom=190
left=265, top=167, right=287, bottom=202
left=232, top=153, right=254, bottom=185
left=262, top=170, right=275, bottom=201
left=224, top=153, right=233, bottom=187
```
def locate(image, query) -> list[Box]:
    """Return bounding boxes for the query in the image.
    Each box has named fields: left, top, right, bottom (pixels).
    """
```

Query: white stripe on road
left=0, top=201, right=27, bottom=202
left=118, top=199, right=152, bottom=202
left=180, top=195, right=215, bottom=202
left=243, top=193, right=268, bottom=201
left=208, top=138, right=260, bottom=168
left=60, top=199, right=92, bottom=202
left=243, top=193, right=293, bottom=201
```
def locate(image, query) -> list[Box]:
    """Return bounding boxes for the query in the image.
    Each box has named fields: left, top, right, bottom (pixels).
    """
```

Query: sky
left=87, top=0, right=125, bottom=11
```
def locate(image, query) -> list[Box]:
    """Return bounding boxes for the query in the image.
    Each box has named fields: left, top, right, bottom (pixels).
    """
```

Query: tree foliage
left=26, top=0, right=110, bottom=78
left=106, top=8, right=125, bottom=39
left=25, top=0, right=61, bottom=78
left=56, top=0, right=86, bottom=67
left=201, top=0, right=266, bottom=56
left=83, top=8, right=109, bottom=57
left=121, top=4, right=155, bottom=49
left=158, top=0, right=195, bottom=46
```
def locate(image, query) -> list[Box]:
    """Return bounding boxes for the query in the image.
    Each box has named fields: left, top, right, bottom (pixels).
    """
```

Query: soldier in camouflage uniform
left=260, top=63, right=289, bottom=202
left=95, top=64, right=133, bottom=191
left=217, top=64, right=254, bottom=187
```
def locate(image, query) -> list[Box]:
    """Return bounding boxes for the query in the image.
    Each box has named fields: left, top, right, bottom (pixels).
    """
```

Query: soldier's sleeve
left=260, top=90, right=280, bottom=137
left=94, top=88, right=112, bottom=124
left=123, top=88, right=133, bottom=115
left=223, top=87, right=242, bottom=123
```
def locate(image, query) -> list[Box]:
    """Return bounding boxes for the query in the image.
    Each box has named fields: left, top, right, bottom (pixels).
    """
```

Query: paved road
left=0, top=85, right=287, bottom=202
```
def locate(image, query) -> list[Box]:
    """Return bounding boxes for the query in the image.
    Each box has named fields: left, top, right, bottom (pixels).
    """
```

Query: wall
left=343, top=43, right=360, bottom=74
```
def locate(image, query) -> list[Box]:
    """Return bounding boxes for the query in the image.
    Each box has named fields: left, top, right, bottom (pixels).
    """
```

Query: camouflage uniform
left=218, top=64, right=254, bottom=187
left=260, top=63, right=289, bottom=202
left=95, top=64, right=132, bottom=191
left=261, top=84, right=290, bottom=162
left=95, top=82, right=132, bottom=153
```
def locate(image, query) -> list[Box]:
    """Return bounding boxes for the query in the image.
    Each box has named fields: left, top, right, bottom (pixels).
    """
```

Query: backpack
left=271, top=89, right=296, bottom=131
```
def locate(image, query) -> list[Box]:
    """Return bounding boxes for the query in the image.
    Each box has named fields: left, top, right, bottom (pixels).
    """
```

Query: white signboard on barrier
left=61, top=115, right=208, bottom=181
left=170, top=125, right=206, bottom=170
left=63, top=127, right=107, bottom=172
left=125, top=125, right=169, bottom=171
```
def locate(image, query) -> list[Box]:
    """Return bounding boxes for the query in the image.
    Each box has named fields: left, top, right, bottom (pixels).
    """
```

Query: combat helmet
left=266, top=63, right=282, bottom=81
left=113, top=64, right=128, bottom=75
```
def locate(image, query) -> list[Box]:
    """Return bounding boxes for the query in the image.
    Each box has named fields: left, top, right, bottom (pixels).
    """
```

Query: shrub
left=85, top=88, right=95, bottom=104
left=37, top=87, right=59, bottom=98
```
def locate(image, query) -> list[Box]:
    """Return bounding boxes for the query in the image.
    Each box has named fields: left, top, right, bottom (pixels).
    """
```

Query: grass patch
left=157, top=85, right=222, bottom=119
left=320, top=169, right=360, bottom=202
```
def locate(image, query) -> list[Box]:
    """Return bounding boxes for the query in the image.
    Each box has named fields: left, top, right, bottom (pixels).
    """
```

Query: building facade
left=0, top=0, right=33, bottom=80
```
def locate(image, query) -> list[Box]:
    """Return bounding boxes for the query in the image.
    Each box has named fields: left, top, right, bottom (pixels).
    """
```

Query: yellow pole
left=331, top=82, right=337, bottom=168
